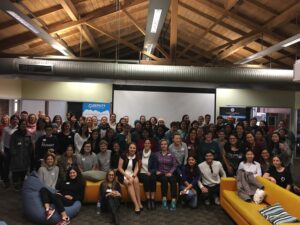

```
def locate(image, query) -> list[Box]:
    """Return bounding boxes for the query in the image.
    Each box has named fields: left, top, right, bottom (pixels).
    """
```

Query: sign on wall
left=82, top=102, right=110, bottom=120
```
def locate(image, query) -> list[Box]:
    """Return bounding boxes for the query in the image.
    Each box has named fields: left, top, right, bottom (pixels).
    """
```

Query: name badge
left=43, top=139, right=46, bottom=142
left=66, top=182, right=70, bottom=185
left=107, top=189, right=112, bottom=193
left=82, top=158, right=85, bottom=161
left=51, top=172, right=55, bottom=176
left=17, top=142, right=22, bottom=146
left=168, top=153, right=171, bottom=156
left=68, top=136, right=72, bottom=139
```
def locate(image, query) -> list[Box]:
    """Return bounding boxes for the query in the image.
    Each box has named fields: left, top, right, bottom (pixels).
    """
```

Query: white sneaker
left=214, top=197, right=220, bottom=205
left=204, top=199, right=210, bottom=206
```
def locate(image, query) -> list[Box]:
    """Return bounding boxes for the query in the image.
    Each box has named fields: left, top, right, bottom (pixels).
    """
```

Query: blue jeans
left=180, top=185, right=197, bottom=208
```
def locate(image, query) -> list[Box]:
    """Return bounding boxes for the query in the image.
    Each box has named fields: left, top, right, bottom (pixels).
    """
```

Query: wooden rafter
left=170, top=0, right=178, bottom=63
left=0, top=0, right=147, bottom=52
left=177, top=14, right=227, bottom=59
left=224, top=0, right=239, bottom=10
left=197, top=0, right=298, bottom=56
left=57, top=0, right=100, bottom=54
left=85, top=22, right=163, bottom=62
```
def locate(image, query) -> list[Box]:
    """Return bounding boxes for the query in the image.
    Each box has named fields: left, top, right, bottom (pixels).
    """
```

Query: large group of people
left=0, top=111, right=298, bottom=225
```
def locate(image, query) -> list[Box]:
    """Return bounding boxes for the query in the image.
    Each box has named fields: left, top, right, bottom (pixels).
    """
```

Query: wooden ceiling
left=0, top=0, right=299, bottom=68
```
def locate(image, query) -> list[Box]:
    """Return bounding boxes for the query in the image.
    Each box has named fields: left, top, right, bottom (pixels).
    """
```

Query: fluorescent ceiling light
left=6, top=10, right=39, bottom=34
left=282, top=38, right=300, bottom=48
left=146, top=44, right=153, bottom=53
left=150, top=9, right=162, bottom=33
left=51, top=44, right=70, bottom=56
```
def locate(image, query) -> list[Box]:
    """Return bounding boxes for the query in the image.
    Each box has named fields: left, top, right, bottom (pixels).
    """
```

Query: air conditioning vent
left=18, top=64, right=53, bottom=74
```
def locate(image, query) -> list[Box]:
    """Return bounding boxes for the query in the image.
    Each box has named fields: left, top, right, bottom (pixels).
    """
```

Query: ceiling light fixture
left=51, top=44, right=69, bottom=56
left=150, top=9, right=162, bottom=33
left=282, top=38, right=300, bottom=48
left=6, top=10, right=39, bottom=34
left=236, top=33, right=300, bottom=65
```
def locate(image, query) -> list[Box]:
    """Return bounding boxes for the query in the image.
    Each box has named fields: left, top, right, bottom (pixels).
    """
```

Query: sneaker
left=204, top=199, right=210, bottom=206
left=46, top=207, right=55, bottom=220
left=214, top=196, right=220, bottom=205
left=170, top=200, right=176, bottom=211
left=56, top=217, right=70, bottom=225
left=161, top=199, right=168, bottom=209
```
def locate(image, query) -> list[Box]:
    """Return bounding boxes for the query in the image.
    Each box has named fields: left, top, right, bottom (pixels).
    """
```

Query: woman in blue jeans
left=180, top=155, right=199, bottom=208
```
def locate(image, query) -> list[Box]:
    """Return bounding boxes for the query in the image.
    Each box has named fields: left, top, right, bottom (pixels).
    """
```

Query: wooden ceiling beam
left=224, top=0, right=239, bottom=10
left=85, top=22, right=164, bottom=62
left=198, top=0, right=298, bottom=55
left=170, top=0, right=178, bottom=63
left=57, top=0, right=100, bottom=54
left=198, top=0, right=300, bottom=60
left=264, top=1, right=300, bottom=30
left=177, top=14, right=227, bottom=58
left=0, top=0, right=147, bottom=52
left=216, top=31, right=261, bottom=60
left=122, top=9, right=145, bottom=36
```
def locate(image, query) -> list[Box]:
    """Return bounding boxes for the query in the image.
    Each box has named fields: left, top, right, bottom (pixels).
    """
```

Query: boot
left=151, top=199, right=156, bottom=210
left=147, top=199, right=151, bottom=210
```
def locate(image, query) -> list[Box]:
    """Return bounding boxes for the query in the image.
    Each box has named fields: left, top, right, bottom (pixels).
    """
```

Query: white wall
left=21, top=100, right=45, bottom=115
left=21, top=80, right=112, bottom=102
left=48, top=101, right=67, bottom=121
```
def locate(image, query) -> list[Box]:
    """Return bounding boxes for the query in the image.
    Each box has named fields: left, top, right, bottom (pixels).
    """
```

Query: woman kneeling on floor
left=39, top=166, right=84, bottom=225
left=100, top=169, right=122, bottom=225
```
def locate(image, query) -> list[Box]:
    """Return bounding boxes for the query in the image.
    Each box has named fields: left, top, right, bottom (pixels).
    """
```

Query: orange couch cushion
left=223, top=190, right=269, bottom=225
left=257, top=176, right=300, bottom=218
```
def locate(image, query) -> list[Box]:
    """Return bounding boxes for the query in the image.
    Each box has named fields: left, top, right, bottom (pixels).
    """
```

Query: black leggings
left=157, top=174, right=177, bottom=199
left=139, top=173, right=156, bottom=193
left=39, top=188, right=74, bottom=214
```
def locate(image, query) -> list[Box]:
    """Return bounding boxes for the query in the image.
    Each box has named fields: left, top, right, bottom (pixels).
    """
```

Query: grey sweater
left=169, top=142, right=188, bottom=166
left=38, top=165, right=59, bottom=189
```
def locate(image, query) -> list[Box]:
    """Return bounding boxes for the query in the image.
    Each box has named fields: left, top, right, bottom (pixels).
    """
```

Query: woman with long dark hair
left=237, top=149, right=261, bottom=177
left=117, top=143, right=142, bottom=213
left=74, top=124, right=89, bottom=154
left=180, top=155, right=199, bottom=208
left=263, top=155, right=292, bottom=191
left=138, top=139, right=157, bottom=210
left=39, top=166, right=84, bottom=225
left=100, top=169, right=122, bottom=225
left=77, top=141, right=97, bottom=173
left=245, top=132, right=266, bottom=162
left=57, top=122, right=75, bottom=155
left=223, top=133, right=244, bottom=177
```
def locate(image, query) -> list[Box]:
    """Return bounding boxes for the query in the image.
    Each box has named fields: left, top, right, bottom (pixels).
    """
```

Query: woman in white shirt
left=118, top=143, right=142, bottom=214
left=138, top=139, right=157, bottom=210
left=74, top=124, right=89, bottom=154
left=238, top=149, right=262, bottom=177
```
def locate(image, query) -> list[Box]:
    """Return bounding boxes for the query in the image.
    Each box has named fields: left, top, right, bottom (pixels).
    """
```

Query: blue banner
left=82, top=102, right=110, bottom=120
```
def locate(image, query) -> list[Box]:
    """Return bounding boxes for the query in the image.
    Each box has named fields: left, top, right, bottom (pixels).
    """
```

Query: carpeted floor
left=0, top=186, right=235, bottom=225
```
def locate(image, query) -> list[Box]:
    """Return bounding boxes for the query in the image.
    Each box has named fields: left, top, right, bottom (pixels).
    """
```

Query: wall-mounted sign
left=82, top=102, right=110, bottom=120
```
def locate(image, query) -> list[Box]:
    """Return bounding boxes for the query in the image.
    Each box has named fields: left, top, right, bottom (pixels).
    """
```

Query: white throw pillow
left=253, top=188, right=265, bottom=204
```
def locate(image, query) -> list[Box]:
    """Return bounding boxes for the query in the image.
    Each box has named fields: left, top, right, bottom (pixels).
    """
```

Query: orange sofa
left=84, top=180, right=177, bottom=203
left=220, top=177, right=300, bottom=225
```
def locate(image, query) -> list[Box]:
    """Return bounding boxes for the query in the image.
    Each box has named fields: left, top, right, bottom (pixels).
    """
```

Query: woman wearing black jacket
left=39, top=166, right=84, bottom=225
left=138, top=139, right=157, bottom=210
